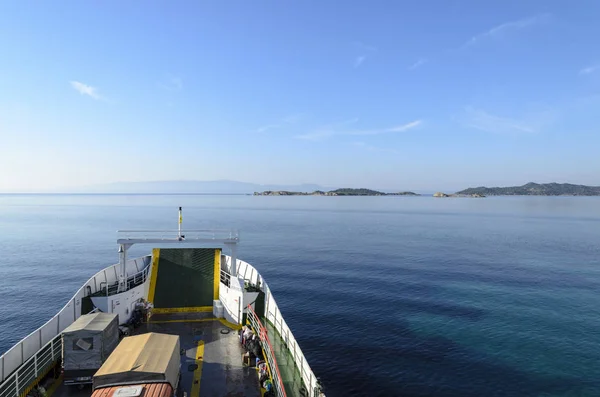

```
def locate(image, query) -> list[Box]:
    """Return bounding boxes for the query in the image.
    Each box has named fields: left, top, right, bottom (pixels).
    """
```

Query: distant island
left=455, top=182, right=600, bottom=196
left=433, top=192, right=485, bottom=198
left=254, top=188, right=420, bottom=196
left=47, top=180, right=600, bottom=197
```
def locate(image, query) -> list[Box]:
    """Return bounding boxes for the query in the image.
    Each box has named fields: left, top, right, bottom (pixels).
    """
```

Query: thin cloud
left=349, top=120, right=422, bottom=136
left=255, top=114, right=303, bottom=133
left=296, top=119, right=421, bottom=141
left=282, top=114, right=303, bottom=123
left=408, top=58, right=427, bottom=70
left=70, top=81, right=101, bottom=100
left=170, top=76, right=183, bottom=90
left=350, top=141, right=399, bottom=154
left=459, top=13, right=550, bottom=49
left=352, top=41, right=377, bottom=68
left=463, top=107, right=538, bottom=134
left=256, top=124, right=281, bottom=133
left=354, top=56, right=366, bottom=68
left=580, top=64, right=599, bottom=75
left=159, top=74, right=183, bottom=92
left=295, top=118, right=359, bottom=140
left=353, top=41, right=378, bottom=52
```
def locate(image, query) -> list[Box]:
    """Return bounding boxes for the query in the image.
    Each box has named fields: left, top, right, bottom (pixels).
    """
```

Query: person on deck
left=242, top=334, right=261, bottom=366
left=243, top=326, right=253, bottom=344
left=240, top=325, right=247, bottom=344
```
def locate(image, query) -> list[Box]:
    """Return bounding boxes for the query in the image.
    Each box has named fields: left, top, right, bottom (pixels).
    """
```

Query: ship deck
left=53, top=313, right=260, bottom=397
left=264, top=320, right=305, bottom=397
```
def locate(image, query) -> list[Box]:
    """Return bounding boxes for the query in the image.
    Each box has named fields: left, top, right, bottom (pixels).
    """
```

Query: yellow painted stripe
left=152, top=306, right=212, bottom=314
left=213, top=248, right=221, bottom=300
left=148, top=318, right=242, bottom=329
left=20, top=362, right=59, bottom=397
left=150, top=318, right=215, bottom=324
left=46, top=374, right=63, bottom=397
left=219, top=318, right=242, bottom=330
left=260, top=346, right=274, bottom=390
left=190, top=340, right=205, bottom=397
left=257, top=366, right=266, bottom=397
left=147, top=248, right=161, bottom=304
left=252, top=345, right=273, bottom=397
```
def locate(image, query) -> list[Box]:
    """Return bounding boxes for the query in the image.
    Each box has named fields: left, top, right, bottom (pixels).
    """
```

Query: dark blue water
left=1, top=195, right=599, bottom=396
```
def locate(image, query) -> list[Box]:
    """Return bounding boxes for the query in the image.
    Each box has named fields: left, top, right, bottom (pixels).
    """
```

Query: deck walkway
left=263, top=320, right=307, bottom=397
left=54, top=313, right=260, bottom=397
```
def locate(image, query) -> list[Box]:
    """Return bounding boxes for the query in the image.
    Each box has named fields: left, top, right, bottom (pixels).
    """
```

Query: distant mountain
left=456, top=182, right=600, bottom=196
left=62, top=180, right=335, bottom=194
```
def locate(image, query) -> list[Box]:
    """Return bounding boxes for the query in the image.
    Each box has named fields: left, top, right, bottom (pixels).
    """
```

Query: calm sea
left=1, top=194, right=599, bottom=396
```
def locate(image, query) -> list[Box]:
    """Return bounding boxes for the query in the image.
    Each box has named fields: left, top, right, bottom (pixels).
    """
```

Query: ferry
left=0, top=208, right=324, bottom=397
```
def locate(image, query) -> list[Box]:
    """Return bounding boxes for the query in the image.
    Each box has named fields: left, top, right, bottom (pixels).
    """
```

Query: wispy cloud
left=70, top=81, right=101, bottom=100
left=350, top=120, right=422, bottom=135
left=281, top=114, right=303, bottom=123
left=580, top=64, right=599, bottom=75
left=255, top=114, right=303, bottom=133
left=159, top=74, right=183, bottom=92
left=459, top=13, right=550, bottom=49
left=296, top=119, right=421, bottom=141
left=256, top=124, right=281, bottom=133
left=352, top=41, right=377, bottom=68
left=295, top=118, right=358, bottom=140
left=350, top=141, right=399, bottom=154
left=462, top=106, right=539, bottom=133
left=353, top=41, right=378, bottom=52
left=354, top=56, right=366, bottom=68
left=408, top=58, right=427, bottom=71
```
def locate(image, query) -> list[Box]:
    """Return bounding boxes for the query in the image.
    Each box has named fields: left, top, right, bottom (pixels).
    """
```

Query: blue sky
left=1, top=1, right=599, bottom=192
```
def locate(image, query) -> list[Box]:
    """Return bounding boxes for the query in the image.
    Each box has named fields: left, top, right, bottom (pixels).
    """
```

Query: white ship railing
left=223, top=256, right=323, bottom=397
left=264, top=288, right=322, bottom=397
left=99, top=264, right=151, bottom=297
left=2, top=252, right=323, bottom=397
left=117, top=229, right=239, bottom=241
left=0, top=255, right=151, bottom=389
left=0, top=336, right=61, bottom=397
left=246, top=305, right=286, bottom=397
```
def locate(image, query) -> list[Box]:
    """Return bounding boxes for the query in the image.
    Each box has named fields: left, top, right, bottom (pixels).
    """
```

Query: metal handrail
left=117, top=229, right=238, bottom=233
left=0, top=335, right=61, bottom=397
left=1, top=255, right=151, bottom=387
left=230, top=256, right=323, bottom=396
left=95, top=264, right=150, bottom=297
left=117, top=229, right=239, bottom=239
left=267, top=310, right=323, bottom=397
left=220, top=269, right=231, bottom=288
left=246, top=305, right=287, bottom=397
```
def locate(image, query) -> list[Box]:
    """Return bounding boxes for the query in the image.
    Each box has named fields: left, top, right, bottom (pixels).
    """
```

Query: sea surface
left=1, top=194, right=600, bottom=396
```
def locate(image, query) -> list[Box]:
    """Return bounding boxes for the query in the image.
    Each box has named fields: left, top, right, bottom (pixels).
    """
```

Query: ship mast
left=115, top=210, right=239, bottom=293
left=178, top=206, right=182, bottom=240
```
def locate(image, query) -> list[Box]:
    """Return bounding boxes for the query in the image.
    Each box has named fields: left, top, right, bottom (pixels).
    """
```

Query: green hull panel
left=153, top=248, right=217, bottom=309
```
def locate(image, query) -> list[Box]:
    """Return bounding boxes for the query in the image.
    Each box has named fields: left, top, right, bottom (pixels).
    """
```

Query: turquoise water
left=1, top=194, right=600, bottom=396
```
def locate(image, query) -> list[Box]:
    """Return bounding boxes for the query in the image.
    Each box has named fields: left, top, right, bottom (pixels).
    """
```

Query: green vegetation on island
left=329, top=188, right=385, bottom=196
left=455, top=182, right=600, bottom=196
left=255, top=182, right=600, bottom=198
left=253, top=188, right=420, bottom=196
left=387, top=192, right=421, bottom=196
left=433, top=192, right=485, bottom=198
